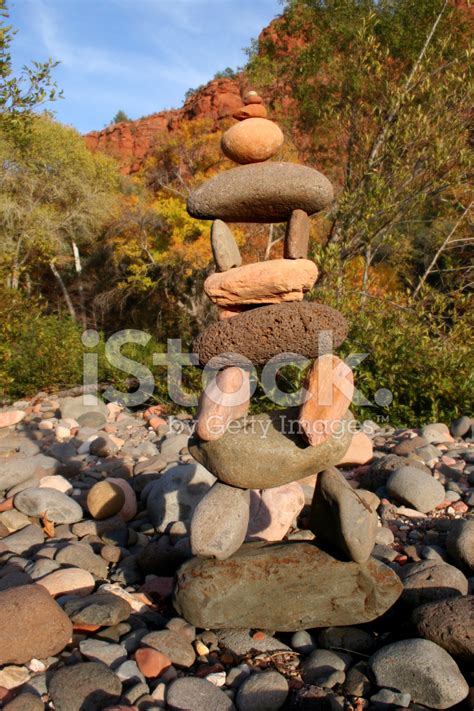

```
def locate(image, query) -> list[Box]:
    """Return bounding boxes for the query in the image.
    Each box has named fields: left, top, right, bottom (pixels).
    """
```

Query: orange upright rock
left=299, top=354, right=354, bottom=446
left=196, top=366, right=251, bottom=441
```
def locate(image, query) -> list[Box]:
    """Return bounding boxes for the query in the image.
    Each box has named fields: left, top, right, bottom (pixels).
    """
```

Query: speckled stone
left=193, top=301, right=348, bottom=368
left=211, top=220, right=242, bottom=272
left=412, top=595, right=474, bottom=662
left=284, top=209, right=310, bottom=259
left=309, top=467, right=378, bottom=563
left=174, top=541, right=402, bottom=631
left=189, top=408, right=353, bottom=489
left=187, top=162, right=334, bottom=223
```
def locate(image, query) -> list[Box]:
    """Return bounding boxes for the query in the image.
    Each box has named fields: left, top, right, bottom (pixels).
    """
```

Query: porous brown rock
left=204, top=258, right=318, bottom=306
left=284, top=209, right=310, bottom=258
left=193, top=301, right=348, bottom=368
left=412, top=595, right=474, bottom=662
left=174, top=541, right=403, bottom=631
left=187, top=162, right=334, bottom=222
left=0, top=584, right=72, bottom=664
left=189, top=408, right=353, bottom=489
left=221, top=118, right=283, bottom=164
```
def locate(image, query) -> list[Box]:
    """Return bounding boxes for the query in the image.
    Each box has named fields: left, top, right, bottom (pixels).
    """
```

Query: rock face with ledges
left=189, top=408, right=353, bottom=489
left=193, top=301, right=348, bottom=368
left=187, top=162, right=334, bottom=222
left=174, top=541, right=402, bottom=631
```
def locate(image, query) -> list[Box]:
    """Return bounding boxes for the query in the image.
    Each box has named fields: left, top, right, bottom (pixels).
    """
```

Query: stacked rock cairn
left=174, top=91, right=403, bottom=631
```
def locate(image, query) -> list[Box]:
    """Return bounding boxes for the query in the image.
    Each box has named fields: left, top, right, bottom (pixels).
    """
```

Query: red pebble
left=452, top=501, right=468, bottom=513
left=252, top=630, right=266, bottom=641
left=195, top=663, right=225, bottom=678
left=395, top=554, right=409, bottom=565
left=135, top=648, right=171, bottom=678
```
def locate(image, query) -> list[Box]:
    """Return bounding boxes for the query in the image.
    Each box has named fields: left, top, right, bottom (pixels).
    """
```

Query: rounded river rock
left=189, top=408, right=353, bottom=489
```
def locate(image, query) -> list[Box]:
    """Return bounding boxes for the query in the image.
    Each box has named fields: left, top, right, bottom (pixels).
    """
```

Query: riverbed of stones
left=0, top=398, right=472, bottom=710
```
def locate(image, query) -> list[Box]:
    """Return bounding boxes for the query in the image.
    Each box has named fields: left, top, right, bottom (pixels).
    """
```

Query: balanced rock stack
left=175, top=91, right=402, bottom=631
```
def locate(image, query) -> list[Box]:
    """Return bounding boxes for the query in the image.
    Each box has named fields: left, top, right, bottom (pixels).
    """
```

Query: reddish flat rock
left=204, top=259, right=318, bottom=306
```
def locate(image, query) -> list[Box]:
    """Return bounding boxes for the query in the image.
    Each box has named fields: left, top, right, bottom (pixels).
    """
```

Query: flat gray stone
left=0, top=454, right=57, bottom=491
left=64, top=592, right=131, bottom=626
left=190, top=409, right=353, bottom=489
left=79, top=638, right=127, bottom=667
left=168, top=677, right=235, bottom=710
left=386, top=466, right=445, bottom=513
left=191, top=482, right=250, bottom=559
left=146, top=463, right=216, bottom=532
left=301, top=649, right=349, bottom=685
left=56, top=543, right=107, bottom=578
left=47, top=661, right=122, bottom=711
left=140, top=629, right=196, bottom=668
left=236, top=670, right=288, bottom=710
left=318, top=626, right=375, bottom=654
left=187, top=162, right=333, bottom=223
left=309, top=467, right=378, bottom=563
left=370, top=638, right=469, bottom=709
left=211, top=220, right=242, bottom=271
left=399, top=560, right=468, bottom=607
left=217, top=629, right=291, bottom=656
left=447, top=519, right=474, bottom=571
left=174, top=541, right=402, bottom=631
left=14, top=487, right=83, bottom=524
left=2, top=524, right=44, bottom=554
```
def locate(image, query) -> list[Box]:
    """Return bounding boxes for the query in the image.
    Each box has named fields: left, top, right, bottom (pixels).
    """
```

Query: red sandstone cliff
left=84, top=77, right=246, bottom=174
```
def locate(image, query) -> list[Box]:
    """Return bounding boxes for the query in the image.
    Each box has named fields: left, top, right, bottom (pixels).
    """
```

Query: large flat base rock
left=174, top=541, right=402, bottom=632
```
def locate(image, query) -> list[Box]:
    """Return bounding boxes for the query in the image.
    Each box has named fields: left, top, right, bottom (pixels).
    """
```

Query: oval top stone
left=187, top=162, right=334, bottom=223
left=193, top=301, right=348, bottom=368
left=221, top=118, right=283, bottom=164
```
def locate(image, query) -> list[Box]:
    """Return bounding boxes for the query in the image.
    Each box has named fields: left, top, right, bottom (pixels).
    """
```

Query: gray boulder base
left=174, top=541, right=402, bottom=632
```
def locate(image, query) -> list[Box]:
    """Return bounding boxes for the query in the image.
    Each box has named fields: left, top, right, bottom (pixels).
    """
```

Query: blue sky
left=8, top=0, right=282, bottom=134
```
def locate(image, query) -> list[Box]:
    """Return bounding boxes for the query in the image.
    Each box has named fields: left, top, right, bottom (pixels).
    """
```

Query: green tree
left=0, top=116, right=120, bottom=325
left=112, top=109, right=130, bottom=124
left=248, top=0, right=473, bottom=296
left=0, top=0, right=62, bottom=136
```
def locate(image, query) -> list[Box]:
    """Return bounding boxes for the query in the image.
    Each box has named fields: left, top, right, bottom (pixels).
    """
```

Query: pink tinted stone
left=246, top=482, right=305, bottom=542
left=337, top=431, right=374, bottom=466
left=299, top=354, right=354, bottom=446
left=196, top=367, right=250, bottom=441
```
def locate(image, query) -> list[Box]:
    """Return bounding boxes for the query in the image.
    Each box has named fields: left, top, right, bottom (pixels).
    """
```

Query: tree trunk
left=72, top=240, right=87, bottom=330
left=50, top=261, right=77, bottom=321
